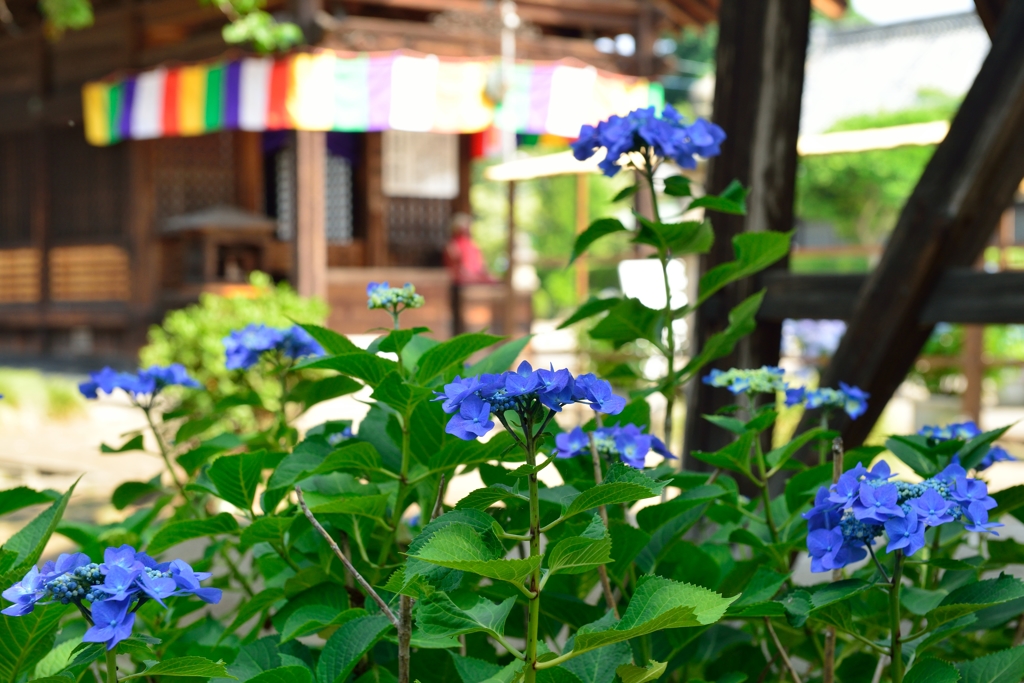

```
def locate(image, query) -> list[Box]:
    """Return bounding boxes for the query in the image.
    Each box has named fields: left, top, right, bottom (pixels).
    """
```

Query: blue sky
left=851, top=0, right=976, bottom=24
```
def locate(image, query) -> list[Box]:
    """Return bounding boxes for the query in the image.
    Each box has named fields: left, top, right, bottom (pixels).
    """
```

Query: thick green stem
left=105, top=648, right=118, bottom=683
left=754, top=442, right=779, bottom=544
left=890, top=552, right=904, bottom=683
left=524, top=425, right=542, bottom=683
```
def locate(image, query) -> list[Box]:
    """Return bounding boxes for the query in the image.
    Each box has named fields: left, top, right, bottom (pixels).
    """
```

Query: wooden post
left=295, top=130, right=327, bottom=300
left=235, top=132, right=264, bottom=214
left=575, top=173, right=589, bottom=303
left=685, top=0, right=812, bottom=458
left=818, top=0, right=1024, bottom=448
left=504, top=180, right=516, bottom=336
left=365, top=132, right=389, bottom=267
left=963, top=325, right=984, bottom=423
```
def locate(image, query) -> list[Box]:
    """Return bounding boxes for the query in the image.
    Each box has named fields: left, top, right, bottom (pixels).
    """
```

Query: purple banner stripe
left=224, top=61, right=242, bottom=130
left=525, top=65, right=554, bottom=135
left=367, top=55, right=394, bottom=131
left=119, top=78, right=136, bottom=140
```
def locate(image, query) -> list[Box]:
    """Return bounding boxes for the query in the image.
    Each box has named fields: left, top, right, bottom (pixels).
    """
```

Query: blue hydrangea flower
left=434, top=363, right=626, bottom=442
left=79, top=365, right=199, bottom=403
left=555, top=423, right=674, bottom=469
left=806, top=454, right=1002, bottom=572
left=1, top=545, right=220, bottom=650
left=702, top=366, right=787, bottom=396
left=919, top=420, right=1016, bottom=470
left=224, top=324, right=324, bottom=370
left=571, top=105, right=726, bottom=177
left=367, top=282, right=425, bottom=312
left=784, top=382, right=869, bottom=420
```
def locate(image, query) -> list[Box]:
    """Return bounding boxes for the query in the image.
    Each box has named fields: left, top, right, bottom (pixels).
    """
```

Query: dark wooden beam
left=974, top=0, right=1006, bottom=37
left=758, top=270, right=1024, bottom=324
left=684, top=0, right=811, bottom=458
left=818, top=0, right=1024, bottom=448
left=295, top=131, right=328, bottom=300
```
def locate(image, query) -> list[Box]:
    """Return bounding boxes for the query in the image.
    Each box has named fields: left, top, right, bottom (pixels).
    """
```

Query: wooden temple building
left=0, top=0, right=719, bottom=361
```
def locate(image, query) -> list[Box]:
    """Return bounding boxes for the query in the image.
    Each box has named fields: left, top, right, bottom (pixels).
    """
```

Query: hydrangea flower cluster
left=554, top=423, right=674, bottom=469
left=1, top=546, right=220, bottom=649
left=919, top=421, right=1015, bottom=470
left=367, top=282, right=425, bottom=312
left=805, top=461, right=1002, bottom=573
left=79, top=365, right=200, bottom=404
left=223, top=324, right=325, bottom=370
left=571, top=105, right=726, bottom=176
left=702, top=366, right=787, bottom=395
left=785, top=382, right=870, bottom=420
left=434, top=362, right=625, bottom=441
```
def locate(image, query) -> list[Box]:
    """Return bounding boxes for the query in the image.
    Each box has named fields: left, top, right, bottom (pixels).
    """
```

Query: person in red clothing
left=444, top=212, right=495, bottom=285
left=444, top=212, right=496, bottom=334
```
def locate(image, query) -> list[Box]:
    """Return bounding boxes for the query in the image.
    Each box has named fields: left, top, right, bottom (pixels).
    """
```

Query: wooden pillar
left=455, top=134, right=472, bottom=215
left=364, top=132, right=388, bottom=266
left=963, top=325, right=984, bottom=423
left=635, top=0, right=656, bottom=77
left=295, top=130, right=327, bottom=300
left=504, top=181, right=516, bottom=336
left=684, top=0, right=812, bottom=458
left=235, top=132, right=264, bottom=213
left=575, top=173, right=590, bottom=303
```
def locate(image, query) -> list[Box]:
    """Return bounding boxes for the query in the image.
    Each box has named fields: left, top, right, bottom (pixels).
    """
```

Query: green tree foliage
left=796, top=91, right=961, bottom=245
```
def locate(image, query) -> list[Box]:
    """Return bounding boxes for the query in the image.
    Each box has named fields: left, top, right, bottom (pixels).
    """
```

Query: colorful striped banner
left=82, top=50, right=665, bottom=146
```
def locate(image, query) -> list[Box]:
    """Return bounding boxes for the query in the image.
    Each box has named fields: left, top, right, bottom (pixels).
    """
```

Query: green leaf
left=207, top=452, right=265, bottom=512
left=690, top=432, right=754, bottom=479
left=416, top=594, right=517, bottom=639
left=0, top=603, right=68, bottom=683
left=0, top=487, right=55, bottom=518
left=312, top=442, right=387, bottom=477
left=959, top=424, right=1014, bottom=471
left=416, top=333, right=504, bottom=383
left=300, top=323, right=362, bottom=355
left=701, top=414, right=746, bottom=435
left=427, top=432, right=516, bottom=474
left=730, top=567, right=789, bottom=610
left=809, top=579, right=872, bottom=611
left=240, top=516, right=294, bottom=549
left=613, top=184, right=639, bottom=201
left=120, top=656, right=233, bottom=679
left=563, top=576, right=735, bottom=660
left=697, top=231, right=791, bottom=304
left=465, top=336, right=533, bottom=377
left=547, top=535, right=612, bottom=576
left=146, top=513, right=240, bottom=556
left=32, top=637, right=78, bottom=679
left=670, top=290, right=765, bottom=388
left=928, top=576, right=1024, bottom=629
left=309, top=494, right=388, bottom=520
left=455, top=485, right=527, bottom=511
left=371, top=372, right=435, bottom=416
left=616, top=661, right=667, bottom=683
left=316, top=615, right=392, bottom=683
left=100, top=434, right=145, bottom=453
left=2, top=480, right=77, bottom=579
left=635, top=485, right=726, bottom=533
left=410, top=523, right=540, bottom=586
left=378, top=328, right=427, bottom=354
left=281, top=606, right=362, bottom=643
left=220, top=588, right=285, bottom=640
left=177, top=435, right=240, bottom=475
left=785, top=463, right=833, bottom=514
left=689, top=180, right=749, bottom=215
left=905, top=658, right=960, bottom=683
left=662, top=175, right=692, bottom=197
left=956, top=646, right=1024, bottom=683
left=560, top=638, right=631, bottom=683
left=111, top=480, right=163, bottom=510
left=570, top=218, right=628, bottom=264
left=300, top=353, right=398, bottom=388
left=246, top=666, right=313, bottom=683
left=557, top=298, right=622, bottom=331
left=588, top=298, right=662, bottom=350
left=562, top=465, right=665, bottom=520
left=994, top=486, right=1024, bottom=521
left=886, top=435, right=940, bottom=478
left=295, top=375, right=362, bottom=408
left=767, top=427, right=831, bottom=472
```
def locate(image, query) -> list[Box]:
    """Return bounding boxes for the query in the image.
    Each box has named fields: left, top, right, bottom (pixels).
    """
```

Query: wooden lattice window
left=153, top=133, right=236, bottom=222
left=49, top=245, right=130, bottom=302
left=0, top=134, right=33, bottom=246
left=0, top=248, right=41, bottom=303
left=49, top=128, right=129, bottom=242
left=387, top=197, right=452, bottom=267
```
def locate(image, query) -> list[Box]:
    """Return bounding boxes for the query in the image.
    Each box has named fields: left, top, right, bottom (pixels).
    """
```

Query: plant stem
left=754, top=440, right=779, bottom=544
left=764, top=618, right=802, bottom=683
left=588, top=432, right=619, bottom=619
left=823, top=437, right=844, bottom=683
left=143, top=407, right=191, bottom=507
left=295, top=486, right=399, bottom=628
left=524, top=422, right=542, bottom=683
left=105, top=648, right=118, bottom=683
left=818, top=413, right=829, bottom=466
left=398, top=595, right=412, bottom=683
left=889, top=551, right=905, bottom=683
